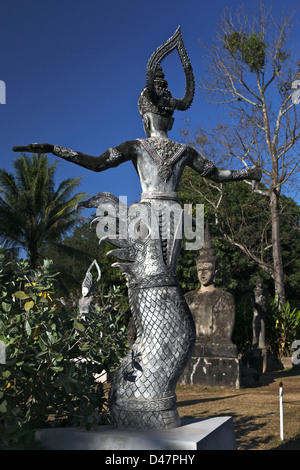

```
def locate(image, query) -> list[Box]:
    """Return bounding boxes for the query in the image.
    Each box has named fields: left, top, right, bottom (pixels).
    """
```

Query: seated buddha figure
left=185, top=223, right=237, bottom=357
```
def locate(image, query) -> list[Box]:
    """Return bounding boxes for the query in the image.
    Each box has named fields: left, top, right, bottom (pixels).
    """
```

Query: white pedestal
left=35, top=416, right=237, bottom=450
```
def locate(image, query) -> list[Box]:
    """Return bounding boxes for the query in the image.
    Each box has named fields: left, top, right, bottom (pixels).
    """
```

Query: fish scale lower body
left=109, top=285, right=195, bottom=430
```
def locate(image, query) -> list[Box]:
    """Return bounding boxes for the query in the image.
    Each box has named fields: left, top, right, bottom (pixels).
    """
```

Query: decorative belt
left=114, top=394, right=177, bottom=411
left=128, top=274, right=178, bottom=289
left=140, top=191, right=179, bottom=202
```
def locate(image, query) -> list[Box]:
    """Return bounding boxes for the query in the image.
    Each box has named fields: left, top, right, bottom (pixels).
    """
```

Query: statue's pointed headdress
left=138, top=26, right=195, bottom=117
left=81, top=259, right=101, bottom=296
left=196, top=221, right=218, bottom=267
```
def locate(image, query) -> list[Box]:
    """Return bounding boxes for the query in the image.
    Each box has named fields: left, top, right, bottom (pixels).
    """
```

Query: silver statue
left=79, top=259, right=101, bottom=315
left=13, top=27, right=261, bottom=430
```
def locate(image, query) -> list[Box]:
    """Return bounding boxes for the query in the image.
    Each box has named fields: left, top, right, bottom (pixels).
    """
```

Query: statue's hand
left=12, top=143, right=54, bottom=154
left=248, top=166, right=262, bottom=182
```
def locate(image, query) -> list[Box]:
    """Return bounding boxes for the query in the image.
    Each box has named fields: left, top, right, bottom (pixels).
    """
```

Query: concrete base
left=35, top=416, right=237, bottom=450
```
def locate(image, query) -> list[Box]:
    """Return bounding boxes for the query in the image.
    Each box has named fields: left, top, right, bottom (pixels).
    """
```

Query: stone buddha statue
left=180, top=221, right=239, bottom=387
left=184, top=222, right=237, bottom=358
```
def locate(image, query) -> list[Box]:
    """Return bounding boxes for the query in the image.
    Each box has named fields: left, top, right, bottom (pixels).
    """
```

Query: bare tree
left=194, top=2, right=300, bottom=305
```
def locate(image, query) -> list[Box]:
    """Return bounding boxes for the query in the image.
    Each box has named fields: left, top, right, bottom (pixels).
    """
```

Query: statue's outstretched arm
left=188, top=148, right=262, bottom=183
left=12, top=142, right=134, bottom=172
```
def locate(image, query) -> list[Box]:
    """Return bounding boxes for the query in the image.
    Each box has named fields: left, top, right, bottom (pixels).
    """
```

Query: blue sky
left=1, top=0, right=300, bottom=207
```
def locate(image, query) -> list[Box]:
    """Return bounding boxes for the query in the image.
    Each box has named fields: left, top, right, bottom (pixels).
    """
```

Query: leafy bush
left=224, top=30, right=267, bottom=73
left=233, top=293, right=300, bottom=359
left=0, top=248, right=127, bottom=449
left=271, top=296, right=300, bottom=358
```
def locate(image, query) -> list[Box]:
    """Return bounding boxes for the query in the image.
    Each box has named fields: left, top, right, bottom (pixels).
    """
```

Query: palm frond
left=0, top=153, right=87, bottom=268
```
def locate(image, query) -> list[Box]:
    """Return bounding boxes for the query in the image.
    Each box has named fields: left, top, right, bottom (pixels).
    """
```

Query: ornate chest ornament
left=138, top=137, right=186, bottom=181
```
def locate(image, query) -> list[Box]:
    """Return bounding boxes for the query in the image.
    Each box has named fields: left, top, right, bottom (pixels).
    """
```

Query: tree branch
left=223, top=232, right=274, bottom=277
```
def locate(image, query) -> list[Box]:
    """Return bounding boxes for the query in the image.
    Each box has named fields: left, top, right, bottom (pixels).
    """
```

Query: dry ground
left=176, top=367, right=300, bottom=450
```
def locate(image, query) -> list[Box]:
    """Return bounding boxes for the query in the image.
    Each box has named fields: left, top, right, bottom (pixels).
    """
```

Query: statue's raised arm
left=12, top=143, right=53, bottom=154
left=12, top=141, right=134, bottom=172
left=188, top=147, right=262, bottom=183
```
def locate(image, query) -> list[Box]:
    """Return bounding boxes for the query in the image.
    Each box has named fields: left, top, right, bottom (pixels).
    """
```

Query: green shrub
left=271, top=296, right=300, bottom=358
left=224, top=30, right=267, bottom=73
left=0, top=249, right=127, bottom=449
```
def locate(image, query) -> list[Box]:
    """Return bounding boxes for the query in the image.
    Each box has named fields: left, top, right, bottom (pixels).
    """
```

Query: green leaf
left=43, top=259, right=52, bottom=269
left=1, top=301, right=11, bottom=312
left=25, top=319, right=31, bottom=336
left=24, top=301, right=34, bottom=312
left=46, top=331, right=56, bottom=345
left=74, top=320, right=85, bottom=333
left=51, top=365, right=64, bottom=372
left=0, top=399, right=8, bottom=413
left=13, top=291, right=29, bottom=300
left=55, top=353, right=63, bottom=362
left=8, top=326, right=19, bottom=335
left=38, top=336, right=48, bottom=351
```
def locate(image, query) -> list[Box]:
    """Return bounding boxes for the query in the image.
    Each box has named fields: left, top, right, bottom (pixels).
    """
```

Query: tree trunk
left=270, top=189, right=286, bottom=306
left=29, top=246, right=38, bottom=270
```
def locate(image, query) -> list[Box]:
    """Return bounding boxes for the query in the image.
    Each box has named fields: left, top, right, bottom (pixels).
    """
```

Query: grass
left=176, top=367, right=300, bottom=450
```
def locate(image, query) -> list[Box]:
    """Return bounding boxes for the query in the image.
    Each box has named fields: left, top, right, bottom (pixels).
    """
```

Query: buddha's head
left=196, top=260, right=217, bottom=287
left=196, top=221, right=218, bottom=288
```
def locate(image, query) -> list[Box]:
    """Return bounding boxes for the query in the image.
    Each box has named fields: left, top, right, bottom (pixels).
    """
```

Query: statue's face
left=82, top=287, right=89, bottom=297
left=197, top=262, right=215, bottom=287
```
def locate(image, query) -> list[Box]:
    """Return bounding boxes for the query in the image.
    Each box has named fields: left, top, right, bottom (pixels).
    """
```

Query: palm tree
left=0, top=153, right=87, bottom=268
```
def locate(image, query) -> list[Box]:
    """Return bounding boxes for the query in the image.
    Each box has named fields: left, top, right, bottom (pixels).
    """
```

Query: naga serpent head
left=77, top=192, right=183, bottom=288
